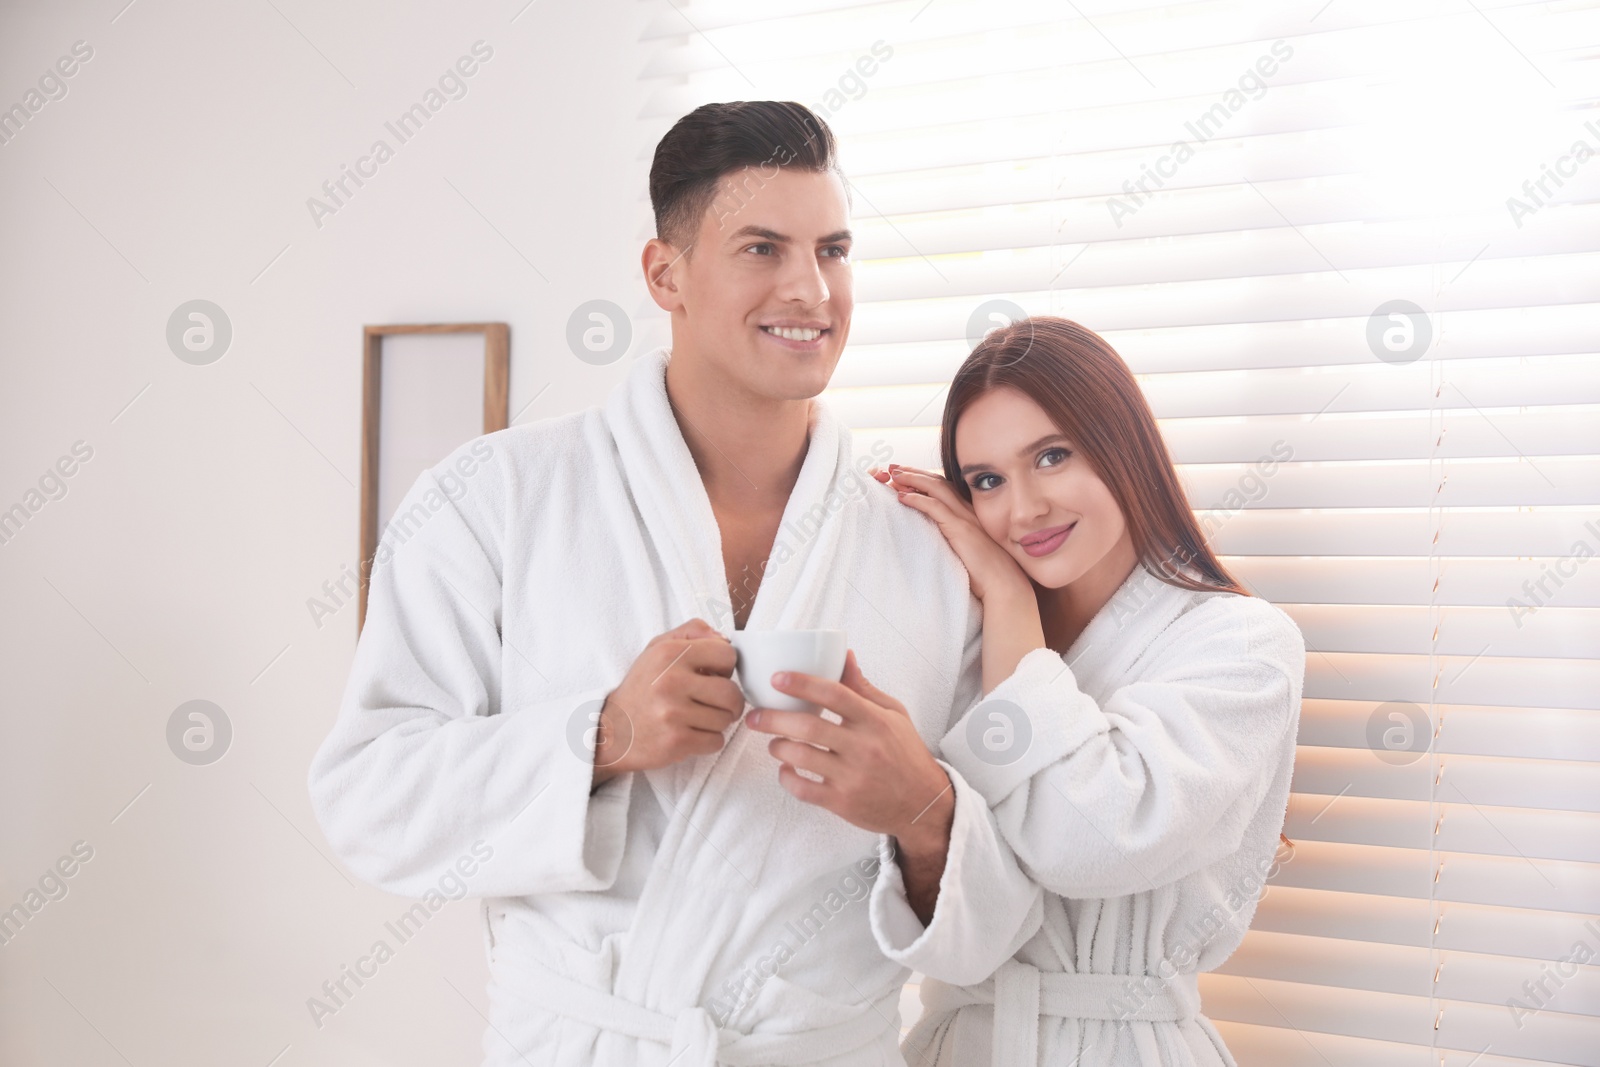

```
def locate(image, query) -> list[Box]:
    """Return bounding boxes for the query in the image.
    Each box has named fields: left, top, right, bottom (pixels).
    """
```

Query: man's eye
left=747, top=243, right=774, bottom=255
left=823, top=245, right=850, bottom=259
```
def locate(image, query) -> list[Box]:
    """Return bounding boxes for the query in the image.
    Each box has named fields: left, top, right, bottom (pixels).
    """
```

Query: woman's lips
left=1020, top=522, right=1076, bottom=558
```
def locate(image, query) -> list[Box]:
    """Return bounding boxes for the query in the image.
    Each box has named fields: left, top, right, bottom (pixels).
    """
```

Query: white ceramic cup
left=730, top=629, right=848, bottom=714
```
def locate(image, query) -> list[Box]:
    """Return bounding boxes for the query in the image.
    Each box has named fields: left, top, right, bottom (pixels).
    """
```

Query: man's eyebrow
left=958, top=434, right=1069, bottom=476
left=725, top=226, right=853, bottom=245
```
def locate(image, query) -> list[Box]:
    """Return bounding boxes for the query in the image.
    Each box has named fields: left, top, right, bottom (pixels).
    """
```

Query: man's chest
left=712, top=503, right=786, bottom=631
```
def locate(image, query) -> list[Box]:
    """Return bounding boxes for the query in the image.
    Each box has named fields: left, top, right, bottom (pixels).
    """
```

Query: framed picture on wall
left=358, top=322, right=509, bottom=631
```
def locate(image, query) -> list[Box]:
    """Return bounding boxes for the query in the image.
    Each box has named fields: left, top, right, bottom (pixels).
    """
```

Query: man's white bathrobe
left=307, top=346, right=1042, bottom=1067
left=895, top=566, right=1306, bottom=1066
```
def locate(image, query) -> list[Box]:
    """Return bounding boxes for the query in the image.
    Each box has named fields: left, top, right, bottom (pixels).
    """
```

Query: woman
left=869, top=316, right=1304, bottom=1066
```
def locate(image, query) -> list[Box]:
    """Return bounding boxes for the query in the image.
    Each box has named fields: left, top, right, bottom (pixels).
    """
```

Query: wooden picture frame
left=358, top=322, right=509, bottom=631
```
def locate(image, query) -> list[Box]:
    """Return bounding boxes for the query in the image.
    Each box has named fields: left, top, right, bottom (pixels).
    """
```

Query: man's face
left=657, top=166, right=853, bottom=401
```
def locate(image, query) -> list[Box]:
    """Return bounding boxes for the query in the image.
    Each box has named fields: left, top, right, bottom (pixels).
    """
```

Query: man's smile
left=759, top=322, right=830, bottom=348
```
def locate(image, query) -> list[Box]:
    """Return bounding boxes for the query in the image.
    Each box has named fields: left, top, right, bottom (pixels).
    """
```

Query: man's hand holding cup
left=590, top=618, right=744, bottom=789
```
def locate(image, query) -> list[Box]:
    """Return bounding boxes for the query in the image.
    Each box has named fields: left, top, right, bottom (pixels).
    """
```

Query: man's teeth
left=762, top=326, right=823, bottom=342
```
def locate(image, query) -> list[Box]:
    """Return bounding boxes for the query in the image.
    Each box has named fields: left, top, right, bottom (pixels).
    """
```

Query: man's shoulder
left=429, top=406, right=603, bottom=482
left=415, top=406, right=605, bottom=532
left=842, top=469, right=982, bottom=714
left=847, top=470, right=975, bottom=604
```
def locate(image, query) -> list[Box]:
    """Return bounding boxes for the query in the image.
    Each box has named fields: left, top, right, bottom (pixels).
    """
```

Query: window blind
left=637, top=1, right=1600, bottom=1063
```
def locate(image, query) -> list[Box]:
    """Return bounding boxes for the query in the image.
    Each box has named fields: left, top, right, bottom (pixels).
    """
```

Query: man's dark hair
left=649, top=100, right=848, bottom=252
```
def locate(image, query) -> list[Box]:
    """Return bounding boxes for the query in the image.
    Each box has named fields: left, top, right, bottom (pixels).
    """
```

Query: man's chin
left=741, top=346, right=840, bottom=400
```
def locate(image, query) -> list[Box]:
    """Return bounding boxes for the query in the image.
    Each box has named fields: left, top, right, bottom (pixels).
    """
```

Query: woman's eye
left=1039, top=447, right=1072, bottom=468
left=971, top=473, right=999, bottom=492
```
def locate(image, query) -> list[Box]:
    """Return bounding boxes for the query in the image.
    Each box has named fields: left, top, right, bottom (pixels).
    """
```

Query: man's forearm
left=892, top=780, right=956, bottom=926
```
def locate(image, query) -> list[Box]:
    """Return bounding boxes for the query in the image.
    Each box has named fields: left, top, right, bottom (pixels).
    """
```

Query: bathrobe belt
left=502, top=950, right=900, bottom=1066
left=919, top=959, right=1203, bottom=1065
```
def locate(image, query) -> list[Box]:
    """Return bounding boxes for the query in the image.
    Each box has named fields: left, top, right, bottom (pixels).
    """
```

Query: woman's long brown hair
left=941, top=316, right=1294, bottom=850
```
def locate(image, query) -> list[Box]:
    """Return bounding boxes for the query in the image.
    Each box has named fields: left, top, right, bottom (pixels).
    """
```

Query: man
left=308, top=101, right=1041, bottom=1067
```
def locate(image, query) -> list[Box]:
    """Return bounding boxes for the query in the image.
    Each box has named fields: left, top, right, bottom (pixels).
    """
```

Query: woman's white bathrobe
left=306, top=346, right=1043, bottom=1067
left=893, top=565, right=1305, bottom=1066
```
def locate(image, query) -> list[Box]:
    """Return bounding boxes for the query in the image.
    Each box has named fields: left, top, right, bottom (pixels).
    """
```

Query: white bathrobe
left=306, top=345, right=1042, bottom=1067
left=894, top=566, right=1305, bottom=1066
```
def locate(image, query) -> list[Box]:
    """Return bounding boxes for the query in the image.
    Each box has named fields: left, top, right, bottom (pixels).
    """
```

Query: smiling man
left=309, top=101, right=1041, bottom=1067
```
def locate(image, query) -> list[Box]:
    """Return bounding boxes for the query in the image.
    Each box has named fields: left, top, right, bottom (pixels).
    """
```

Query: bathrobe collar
left=603, top=344, right=857, bottom=639
left=1063, top=564, right=1199, bottom=684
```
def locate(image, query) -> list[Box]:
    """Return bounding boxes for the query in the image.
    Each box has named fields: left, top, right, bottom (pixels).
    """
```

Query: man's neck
left=663, top=345, right=812, bottom=509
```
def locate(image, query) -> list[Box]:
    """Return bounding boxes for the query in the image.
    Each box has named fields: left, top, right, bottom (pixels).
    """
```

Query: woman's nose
left=1010, top=478, right=1051, bottom=523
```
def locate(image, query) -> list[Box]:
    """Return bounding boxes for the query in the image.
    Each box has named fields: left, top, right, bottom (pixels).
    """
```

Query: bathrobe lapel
left=602, top=346, right=864, bottom=1021
left=1064, top=566, right=1193, bottom=686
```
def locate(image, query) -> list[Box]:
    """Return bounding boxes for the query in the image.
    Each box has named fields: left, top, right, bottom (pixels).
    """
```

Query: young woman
left=869, top=316, right=1304, bottom=1066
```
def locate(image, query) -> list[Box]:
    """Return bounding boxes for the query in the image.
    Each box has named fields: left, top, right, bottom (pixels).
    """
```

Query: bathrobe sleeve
left=939, top=593, right=1305, bottom=900
left=867, top=593, right=1046, bottom=985
left=307, top=455, right=636, bottom=900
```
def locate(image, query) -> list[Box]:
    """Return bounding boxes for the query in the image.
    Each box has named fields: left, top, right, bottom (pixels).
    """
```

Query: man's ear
left=642, top=237, right=690, bottom=313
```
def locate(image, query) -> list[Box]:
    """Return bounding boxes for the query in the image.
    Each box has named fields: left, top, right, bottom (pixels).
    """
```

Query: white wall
left=0, top=2, right=667, bottom=1063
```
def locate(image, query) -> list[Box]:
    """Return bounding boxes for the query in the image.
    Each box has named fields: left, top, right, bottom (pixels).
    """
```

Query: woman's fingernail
left=773, top=671, right=789, bottom=686
left=748, top=710, right=763, bottom=727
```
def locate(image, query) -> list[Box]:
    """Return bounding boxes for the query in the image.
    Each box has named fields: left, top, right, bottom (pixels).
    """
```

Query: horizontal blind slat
left=1267, top=840, right=1598, bottom=914
left=1284, top=603, right=1598, bottom=660
left=1205, top=508, right=1600, bottom=558
left=1227, top=558, right=1600, bottom=608
left=1289, top=747, right=1600, bottom=813
left=1296, top=700, right=1600, bottom=762
left=1251, top=885, right=1600, bottom=960
left=1281, top=792, right=1600, bottom=862
left=1211, top=1017, right=1567, bottom=1067
left=1304, top=652, right=1600, bottom=709
left=1217, top=930, right=1600, bottom=1015
left=1202, top=975, right=1600, bottom=1065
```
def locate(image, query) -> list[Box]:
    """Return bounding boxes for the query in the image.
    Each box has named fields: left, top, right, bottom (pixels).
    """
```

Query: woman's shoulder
left=1117, top=585, right=1307, bottom=722
left=1160, top=582, right=1306, bottom=668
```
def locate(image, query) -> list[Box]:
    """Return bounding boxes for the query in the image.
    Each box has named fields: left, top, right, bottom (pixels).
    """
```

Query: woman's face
left=953, top=386, right=1132, bottom=591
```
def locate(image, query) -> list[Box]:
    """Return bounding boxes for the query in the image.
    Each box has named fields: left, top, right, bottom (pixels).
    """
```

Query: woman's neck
left=1037, top=537, right=1140, bottom=653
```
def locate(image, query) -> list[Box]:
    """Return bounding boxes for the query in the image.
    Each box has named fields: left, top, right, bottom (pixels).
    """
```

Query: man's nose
left=777, top=252, right=829, bottom=308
